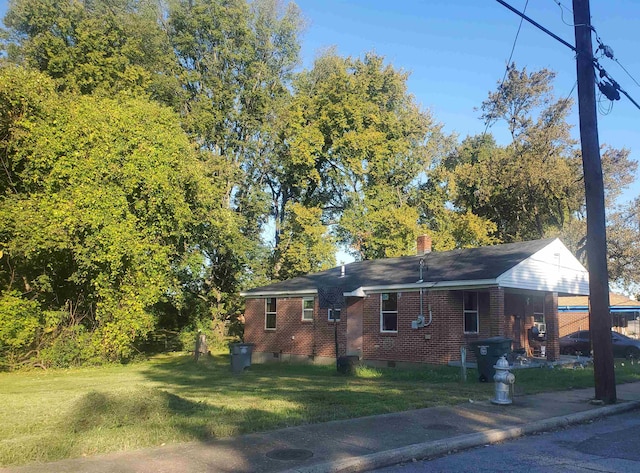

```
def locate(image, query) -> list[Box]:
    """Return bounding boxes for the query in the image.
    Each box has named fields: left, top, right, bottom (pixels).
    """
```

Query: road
left=376, top=409, right=640, bottom=472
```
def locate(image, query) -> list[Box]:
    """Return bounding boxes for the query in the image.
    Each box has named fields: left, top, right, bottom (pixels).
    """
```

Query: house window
left=533, top=296, right=545, bottom=334
left=381, top=292, right=398, bottom=332
left=328, top=308, right=341, bottom=321
left=463, top=291, right=479, bottom=334
left=265, top=298, right=277, bottom=330
left=302, top=297, right=314, bottom=321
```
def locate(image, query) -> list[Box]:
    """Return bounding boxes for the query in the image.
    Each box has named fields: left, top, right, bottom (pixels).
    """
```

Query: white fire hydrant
left=492, top=355, right=515, bottom=405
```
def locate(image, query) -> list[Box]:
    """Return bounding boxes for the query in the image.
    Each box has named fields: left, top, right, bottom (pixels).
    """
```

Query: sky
left=1, top=0, right=638, bottom=254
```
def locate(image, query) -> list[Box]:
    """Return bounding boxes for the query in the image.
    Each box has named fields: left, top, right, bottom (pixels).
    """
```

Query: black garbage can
left=469, top=337, right=512, bottom=382
left=230, top=343, right=254, bottom=373
left=336, top=355, right=359, bottom=375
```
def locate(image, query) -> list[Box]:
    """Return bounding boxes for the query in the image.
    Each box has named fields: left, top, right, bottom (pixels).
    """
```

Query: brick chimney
left=417, top=234, right=432, bottom=255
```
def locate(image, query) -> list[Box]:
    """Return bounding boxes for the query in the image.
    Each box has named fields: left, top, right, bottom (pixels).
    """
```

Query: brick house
left=558, top=293, right=640, bottom=338
left=241, top=237, right=589, bottom=367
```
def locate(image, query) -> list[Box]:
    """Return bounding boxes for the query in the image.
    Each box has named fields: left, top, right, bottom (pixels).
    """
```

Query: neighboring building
left=241, top=237, right=589, bottom=367
left=558, top=293, right=640, bottom=338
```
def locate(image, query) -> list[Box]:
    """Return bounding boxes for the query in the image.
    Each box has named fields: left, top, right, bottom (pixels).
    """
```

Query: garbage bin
left=336, top=355, right=359, bottom=375
left=469, top=337, right=512, bottom=382
left=230, top=343, right=254, bottom=373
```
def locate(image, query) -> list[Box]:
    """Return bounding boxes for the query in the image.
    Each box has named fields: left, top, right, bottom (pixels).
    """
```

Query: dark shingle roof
left=242, top=238, right=556, bottom=296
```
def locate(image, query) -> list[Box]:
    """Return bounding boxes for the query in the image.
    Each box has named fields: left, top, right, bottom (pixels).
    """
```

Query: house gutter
left=343, top=279, right=499, bottom=297
left=239, top=289, right=317, bottom=298
left=241, top=279, right=501, bottom=299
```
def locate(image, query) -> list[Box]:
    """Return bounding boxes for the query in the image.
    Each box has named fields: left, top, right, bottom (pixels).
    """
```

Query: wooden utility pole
left=572, top=0, right=616, bottom=403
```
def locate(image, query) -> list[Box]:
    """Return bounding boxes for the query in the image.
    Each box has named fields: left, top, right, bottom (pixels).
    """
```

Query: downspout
left=417, top=258, right=434, bottom=327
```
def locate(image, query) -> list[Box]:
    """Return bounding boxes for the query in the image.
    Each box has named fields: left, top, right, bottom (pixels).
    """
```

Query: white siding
left=497, top=239, right=589, bottom=295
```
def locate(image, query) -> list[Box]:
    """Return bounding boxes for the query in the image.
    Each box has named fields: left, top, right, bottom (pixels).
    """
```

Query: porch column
left=489, top=287, right=505, bottom=337
left=545, top=292, right=559, bottom=361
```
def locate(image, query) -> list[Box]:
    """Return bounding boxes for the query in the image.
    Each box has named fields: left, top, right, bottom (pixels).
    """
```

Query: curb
left=282, top=400, right=640, bottom=473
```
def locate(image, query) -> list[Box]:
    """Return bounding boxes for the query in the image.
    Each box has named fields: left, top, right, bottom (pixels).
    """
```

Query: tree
left=3, top=0, right=177, bottom=99
left=554, top=147, right=638, bottom=291
left=446, top=66, right=583, bottom=242
left=272, top=203, right=335, bottom=280
left=269, top=51, right=447, bottom=260
left=604, top=197, right=640, bottom=293
left=167, top=0, right=304, bottom=285
left=168, top=0, right=302, bottom=200
left=0, top=65, right=232, bottom=363
left=416, top=134, right=499, bottom=250
left=1, top=0, right=308, bottom=345
left=338, top=186, right=424, bottom=259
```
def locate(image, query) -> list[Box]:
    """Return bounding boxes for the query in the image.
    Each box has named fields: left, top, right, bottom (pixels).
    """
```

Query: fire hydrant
left=492, top=355, right=515, bottom=405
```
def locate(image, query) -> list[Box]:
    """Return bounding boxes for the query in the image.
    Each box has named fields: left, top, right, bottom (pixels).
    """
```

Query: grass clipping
left=1, top=387, right=196, bottom=465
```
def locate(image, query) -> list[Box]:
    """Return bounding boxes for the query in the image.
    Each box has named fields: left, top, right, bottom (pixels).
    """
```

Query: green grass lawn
left=2, top=352, right=640, bottom=467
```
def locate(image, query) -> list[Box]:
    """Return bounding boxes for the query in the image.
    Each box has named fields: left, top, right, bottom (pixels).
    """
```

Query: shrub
left=39, top=326, right=99, bottom=368
left=0, top=291, right=42, bottom=369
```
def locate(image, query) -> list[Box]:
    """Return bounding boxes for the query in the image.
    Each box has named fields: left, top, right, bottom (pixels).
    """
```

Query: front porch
left=482, top=287, right=561, bottom=362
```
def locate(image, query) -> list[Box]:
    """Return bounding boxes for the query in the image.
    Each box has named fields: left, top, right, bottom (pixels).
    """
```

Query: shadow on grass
left=136, top=353, right=495, bottom=442
left=18, top=354, right=640, bottom=468
left=66, top=388, right=209, bottom=439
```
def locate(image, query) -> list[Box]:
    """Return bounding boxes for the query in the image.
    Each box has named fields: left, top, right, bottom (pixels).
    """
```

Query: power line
left=562, top=80, right=577, bottom=109
left=552, top=0, right=601, bottom=42
left=554, top=0, right=640, bottom=89
left=552, top=1, right=640, bottom=95
left=552, top=0, right=577, bottom=28
left=593, top=39, right=640, bottom=89
left=614, top=59, right=640, bottom=88
left=593, top=59, right=640, bottom=111
left=483, top=0, right=529, bottom=135
left=503, top=0, right=529, bottom=74
left=496, top=0, right=576, bottom=52
left=496, top=0, right=640, bottom=112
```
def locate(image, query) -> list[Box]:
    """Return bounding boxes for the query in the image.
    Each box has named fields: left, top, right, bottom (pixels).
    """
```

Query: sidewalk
left=4, top=383, right=640, bottom=473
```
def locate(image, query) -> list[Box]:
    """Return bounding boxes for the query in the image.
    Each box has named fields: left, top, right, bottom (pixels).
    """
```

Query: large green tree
left=3, top=0, right=176, bottom=98
left=443, top=66, right=583, bottom=242
left=167, top=0, right=305, bottom=283
left=272, top=203, right=335, bottom=280
left=0, top=65, right=233, bottom=364
left=416, top=134, right=499, bottom=251
left=2, top=0, right=306, bottom=332
left=168, top=0, right=302, bottom=203
left=269, top=52, right=448, bottom=261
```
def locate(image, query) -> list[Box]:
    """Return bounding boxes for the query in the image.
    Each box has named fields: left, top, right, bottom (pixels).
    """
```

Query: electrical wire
left=560, top=81, right=577, bottom=113
left=502, top=0, right=529, bottom=79
left=614, top=58, right=640, bottom=88
left=593, top=59, right=640, bottom=111
left=483, top=0, right=529, bottom=135
left=496, top=0, right=575, bottom=52
left=552, top=0, right=600, bottom=41
left=597, top=87, right=614, bottom=115
left=556, top=0, right=640, bottom=90
left=496, top=0, right=640, bottom=112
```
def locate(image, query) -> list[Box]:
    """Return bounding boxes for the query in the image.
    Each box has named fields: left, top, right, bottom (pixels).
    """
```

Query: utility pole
left=572, top=0, right=616, bottom=403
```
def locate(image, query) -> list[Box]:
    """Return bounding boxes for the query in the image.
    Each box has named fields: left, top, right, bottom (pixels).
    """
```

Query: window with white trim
left=381, top=293, right=398, bottom=332
left=302, top=297, right=314, bottom=321
left=265, top=298, right=277, bottom=330
left=533, top=296, right=545, bottom=334
left=463, top=291, right=479, bottom=334
left=328, top=308, right=341, bottom=321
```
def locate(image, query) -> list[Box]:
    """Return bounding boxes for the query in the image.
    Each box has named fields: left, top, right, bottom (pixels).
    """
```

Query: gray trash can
left=469, top=337, right=512, bottom=382
left=230, top=343, right=254, bottom=373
